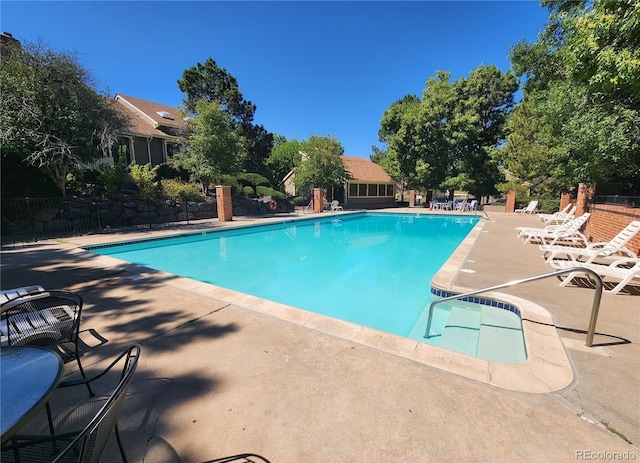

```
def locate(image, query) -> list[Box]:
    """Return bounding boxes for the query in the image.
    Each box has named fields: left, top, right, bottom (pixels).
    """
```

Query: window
left=156, top=110, right=174, bottom=120
left=348, top=182, right=394, bottom=197
left=349, top=183, right=358, bottom=197
left=386, top=184, right=395, bottom=196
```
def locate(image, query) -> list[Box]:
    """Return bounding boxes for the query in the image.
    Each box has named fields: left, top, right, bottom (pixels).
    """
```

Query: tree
left=378, top=94, right=425, bottom=189
left=379, top=66, right=516, bottom=199
left=509, top=0, right=640, bottom=192
left=499, top=98, right=557, bottom=194
left=447, top=65, right=517, bottom=199
left=266, top=135, right=302, bottom=186
left=171, top=100, right=244, bottom=194
left=293, top=135, right=348, bottom=194
left=177, top=57, right=274, bottom=177
left=0, top=40, right=128, bottom=196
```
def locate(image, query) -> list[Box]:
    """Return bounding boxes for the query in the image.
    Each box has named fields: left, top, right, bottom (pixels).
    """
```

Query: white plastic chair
left=515, top=200, right=539, bottom=214
left=549, top=258, right=640, bottom=294
left=540, top=220, right=640, bottom=264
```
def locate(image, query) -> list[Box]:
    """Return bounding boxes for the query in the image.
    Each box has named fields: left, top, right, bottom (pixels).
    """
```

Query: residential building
left=282, top=155, right=396, bottom=209
left=109, top=94, right=186, bottom=167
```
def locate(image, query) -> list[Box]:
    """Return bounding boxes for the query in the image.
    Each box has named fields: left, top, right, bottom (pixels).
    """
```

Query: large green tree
left=177, top=57, right=273, bottom=177
left=499, top=98, right=556, bottom=194
left=509, top=0, right=640, bottom=191
left=293, top=135, right=348, bottom=194
left=0, top=40, right=128, bottom=196
left=266, top=135, right=302, bottom=186
left=171, top=100, right=244, bottom=194
left=379, top=65, right=516, bottom=199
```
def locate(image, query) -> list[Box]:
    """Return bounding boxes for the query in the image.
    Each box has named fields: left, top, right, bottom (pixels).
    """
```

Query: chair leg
left=73, top=341, right=94, bottom=397
left=114, top=423, right=128, bottom=463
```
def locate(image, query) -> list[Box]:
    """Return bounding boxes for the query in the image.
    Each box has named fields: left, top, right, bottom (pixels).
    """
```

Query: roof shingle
left=342, top=156, right=393, bottom=183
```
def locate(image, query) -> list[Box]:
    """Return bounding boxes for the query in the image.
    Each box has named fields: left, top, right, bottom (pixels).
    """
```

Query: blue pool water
left=87, top=212, right=525, bottom=363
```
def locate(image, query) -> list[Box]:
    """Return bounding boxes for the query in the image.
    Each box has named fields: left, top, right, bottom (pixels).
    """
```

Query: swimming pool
left=86, top=212, right=525, bottom=363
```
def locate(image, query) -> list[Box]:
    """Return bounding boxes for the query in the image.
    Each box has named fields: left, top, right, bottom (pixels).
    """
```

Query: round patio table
left=0, top=346, right=63, bottom=443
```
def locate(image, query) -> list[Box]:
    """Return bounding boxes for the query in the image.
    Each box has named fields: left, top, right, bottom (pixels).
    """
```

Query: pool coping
left=76, top=211, right=574, bottom=394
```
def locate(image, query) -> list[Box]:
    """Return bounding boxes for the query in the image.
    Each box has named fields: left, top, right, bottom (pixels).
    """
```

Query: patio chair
left=515, top=200, right=539, bottom=214
left=0, top=290, right=92, bottom=395
left=536, top=204, right=574, bottom=224
left=330, top=200, right=343, bottom=211
left=548, top=258, right=640, bottom=294
left=455, top=201, right=468, bottom=211
left=203, top=454, right=272, bottom=463
left=518, top=213, right=591, bottom=245
left=467, top=200, right=478, bottom=211
left=1, top=344, right=141, bottom=463
left=540, top=220, right=640, bottom=264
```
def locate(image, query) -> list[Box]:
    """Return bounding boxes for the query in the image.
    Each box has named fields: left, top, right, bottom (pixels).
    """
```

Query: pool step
left=476, top=308, right=526, bottom=364
left=438, top=306, right=482, bottom=357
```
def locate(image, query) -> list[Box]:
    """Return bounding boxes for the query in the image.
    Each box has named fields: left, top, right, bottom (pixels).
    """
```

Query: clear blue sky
left=2, top=1, right=549, bottom=159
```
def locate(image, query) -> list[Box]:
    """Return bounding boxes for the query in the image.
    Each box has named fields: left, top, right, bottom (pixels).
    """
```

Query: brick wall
left=584, top=204, right=640, bottom=255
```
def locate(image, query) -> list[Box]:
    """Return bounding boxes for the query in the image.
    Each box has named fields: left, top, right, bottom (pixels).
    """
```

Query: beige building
left=283, top=155, right=396, bottom=209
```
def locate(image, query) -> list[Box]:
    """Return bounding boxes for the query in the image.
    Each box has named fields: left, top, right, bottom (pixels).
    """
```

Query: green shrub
left=156, top=163, right=190, bottom=181
left=292, top=196, right=310, bottom=206
left=129, top=164, right=159, bottom=200
left=257, top=185, right=286, bottom=200
left=160, top=179, right=201, bottom=200
left=538, top=198, right=560, bottom=214
left=242, top=186, right=256, bottom=196
left=97, top=160, right=130, bottom=196
left=217, top=175, right=241, bottom=195
left=237, top=172, right=270, bottom=188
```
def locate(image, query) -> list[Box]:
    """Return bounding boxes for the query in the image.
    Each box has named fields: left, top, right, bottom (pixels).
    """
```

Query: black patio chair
left=1, top=289, right=92, bottom=395
left=1, top=344, right=141, bottom=463
left=203, top=454, right=272, bottom=463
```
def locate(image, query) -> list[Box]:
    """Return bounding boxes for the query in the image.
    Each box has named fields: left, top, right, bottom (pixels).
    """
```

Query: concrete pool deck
left=1, top=210, right=638, bottom=462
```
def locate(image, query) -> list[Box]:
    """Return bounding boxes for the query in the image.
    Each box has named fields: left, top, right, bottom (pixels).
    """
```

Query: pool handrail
left=424, top=267, right=604, bottom=347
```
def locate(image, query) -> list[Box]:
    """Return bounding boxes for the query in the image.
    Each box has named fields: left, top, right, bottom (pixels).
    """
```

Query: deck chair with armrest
left=540, top=220, right=640, bottom=264
left=1, top=344, right=141, bottom=463
left=536, top=204, right=576, bottom=224
left=515, top=200, right=539, bottom=214
left=518, top=213, right=591, bottom=245
left=515, top=213, right=583, bottom=234
left=1, top=290, right=92, bottom=395
left=547, top=258, right=640, bottom=294
left=331, top=200, right=343, bottom=211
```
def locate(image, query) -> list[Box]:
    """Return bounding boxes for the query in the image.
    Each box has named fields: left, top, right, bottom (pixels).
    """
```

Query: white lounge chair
left=537, top=204, right=576, bottom=224
left=518, top=213, right=590, bottom=245
left=515, top=200, right=539, bottom=214
left=540, top=220, right=640, bottom=264
left=516, top=212, right=584, bottom=234
left=549, top=257, right=640, bottom=294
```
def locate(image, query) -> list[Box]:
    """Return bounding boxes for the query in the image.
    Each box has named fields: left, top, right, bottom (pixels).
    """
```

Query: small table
left=1, top=346, right=63, bottom=443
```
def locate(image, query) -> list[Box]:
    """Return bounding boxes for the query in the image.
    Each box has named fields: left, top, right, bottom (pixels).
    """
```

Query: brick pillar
left=506, top=189, right=516, bottom=213
left=576, top=183, right=594, bottom=217
left=313, top=188, right=324, bottom=213
left=216, top=185, right=233, bottom=222
left=409, top=190, right=416, bottom=207
left=559, top=193, right=572, bottom=212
